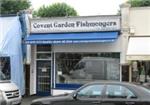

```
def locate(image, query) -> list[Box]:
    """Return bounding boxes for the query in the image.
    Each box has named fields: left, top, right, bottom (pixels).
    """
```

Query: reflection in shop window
left=73, top=61, right=85, bottom=70
left=56, top=53, right=120, bottom=84
left=0, top=57, right=11, bottom=80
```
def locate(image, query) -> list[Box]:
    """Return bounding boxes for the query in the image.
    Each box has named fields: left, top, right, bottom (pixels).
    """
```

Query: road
left=22, top=96, right=42, bottom=105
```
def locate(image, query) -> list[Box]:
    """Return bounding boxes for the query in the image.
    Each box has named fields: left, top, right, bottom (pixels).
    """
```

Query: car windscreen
left=0, top=71, right=7, bottom=80
left=0, top=57, right=11, bottom=80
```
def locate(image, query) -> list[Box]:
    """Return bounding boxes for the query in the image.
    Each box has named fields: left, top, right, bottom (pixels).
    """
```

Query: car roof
left=86, top=81, right=136, bottom=86
left=80, top=81, right=150, bottom=98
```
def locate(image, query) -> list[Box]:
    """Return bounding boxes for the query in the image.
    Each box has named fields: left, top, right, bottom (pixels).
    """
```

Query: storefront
left=0, top=16, right=24, bottom=95
left=120, top=4, right=150, bottom=84
left=127, top=37, right=150, bottom=83
left=25, top=15, right=122, bottom=96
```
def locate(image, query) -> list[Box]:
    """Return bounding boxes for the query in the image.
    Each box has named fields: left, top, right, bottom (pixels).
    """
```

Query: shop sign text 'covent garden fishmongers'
left=30, top=16, right=120, bottom=33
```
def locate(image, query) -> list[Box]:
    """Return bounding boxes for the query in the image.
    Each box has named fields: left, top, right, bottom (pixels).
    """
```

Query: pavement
left=22, top=96, right=42, bottom=105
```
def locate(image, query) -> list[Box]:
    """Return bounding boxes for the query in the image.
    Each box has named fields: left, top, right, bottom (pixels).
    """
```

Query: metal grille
left=5, top=90, right=19, bottom=99
left=37, top=61, right=51, bottom=94
left=36, top=45, right=51, bottom=95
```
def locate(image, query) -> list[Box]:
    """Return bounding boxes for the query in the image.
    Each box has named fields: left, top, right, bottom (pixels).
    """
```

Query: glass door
left=36, top=45, right=52, bottom=96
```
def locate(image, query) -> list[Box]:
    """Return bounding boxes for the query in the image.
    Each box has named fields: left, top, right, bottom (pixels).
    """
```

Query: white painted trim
left=52, top=89, right=74, bottom=96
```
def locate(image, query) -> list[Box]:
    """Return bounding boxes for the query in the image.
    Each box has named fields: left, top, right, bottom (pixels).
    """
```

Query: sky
left=30, top=0, right=128, bottom=16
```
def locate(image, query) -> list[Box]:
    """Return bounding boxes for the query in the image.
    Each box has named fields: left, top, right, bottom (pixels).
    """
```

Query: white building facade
left=121, top=4, right=150, bottom=83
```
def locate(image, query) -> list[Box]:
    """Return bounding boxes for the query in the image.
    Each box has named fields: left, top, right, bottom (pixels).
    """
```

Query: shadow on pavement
left=22, top=96, right=43, bottom=105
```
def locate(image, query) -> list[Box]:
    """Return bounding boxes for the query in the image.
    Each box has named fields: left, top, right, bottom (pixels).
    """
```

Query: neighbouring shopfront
left=25, top=15, right=123, bottom=96
left=127, top=37, right=150, bottom=83
left=121, top=4, right=150, bottom=83
left=0, top=16, right=24, bottom=95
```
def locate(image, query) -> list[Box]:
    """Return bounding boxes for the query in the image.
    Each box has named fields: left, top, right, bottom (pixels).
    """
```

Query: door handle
left=125, top=102, right=135, bottom=105
left=92, top=101, right=101, bottom=104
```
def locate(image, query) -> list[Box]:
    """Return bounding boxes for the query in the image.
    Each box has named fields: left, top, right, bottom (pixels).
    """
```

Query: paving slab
left=22, top=96, right=42, bottom=105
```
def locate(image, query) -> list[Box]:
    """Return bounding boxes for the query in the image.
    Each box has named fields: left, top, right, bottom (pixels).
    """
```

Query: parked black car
left=31, top=81, right=150, bottom=105
left=143, top=82, right=150, bottom=89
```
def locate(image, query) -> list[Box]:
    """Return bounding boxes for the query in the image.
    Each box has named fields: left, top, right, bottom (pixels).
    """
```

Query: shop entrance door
left=122, top=65, right=129, bottom=82
left=36, top=45, right=52, bottom=96
left=36, top=60, right=51, bottom=95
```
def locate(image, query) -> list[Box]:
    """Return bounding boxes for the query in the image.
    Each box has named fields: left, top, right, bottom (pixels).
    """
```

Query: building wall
left=130, top=7, right=150, bottom=36
left=120, top=3, right=130, bottom=64
left=119, top=4, right=150, bottom=63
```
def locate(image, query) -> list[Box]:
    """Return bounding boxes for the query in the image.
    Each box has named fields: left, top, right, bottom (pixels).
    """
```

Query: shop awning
left=25, top=32, right=119, bottom=44
left=126, top=37, right=150, bottom=60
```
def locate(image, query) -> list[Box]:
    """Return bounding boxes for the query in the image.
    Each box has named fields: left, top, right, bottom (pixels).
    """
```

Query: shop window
left=0, top=57, right=11, bottom=80
left=122, top=65, right=129, bottom=81
left=131, top=61, right=150, bottom=83
left=56, top=53, right=120, bottom=84
left=73, top=61, right=85, bottom=70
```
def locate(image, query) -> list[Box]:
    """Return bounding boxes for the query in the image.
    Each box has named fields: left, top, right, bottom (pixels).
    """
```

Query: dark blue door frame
left=36, top=60, right=51, bottom=96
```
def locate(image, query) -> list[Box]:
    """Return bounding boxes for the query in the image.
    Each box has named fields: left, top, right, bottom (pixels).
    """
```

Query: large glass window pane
left=56, top=53, right=120, bottom=84
left=0, top=57, right=11, bottom=80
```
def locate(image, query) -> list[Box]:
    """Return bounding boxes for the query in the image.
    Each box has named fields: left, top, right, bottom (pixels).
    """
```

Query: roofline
left=86, top=81, right=134, bottom=86
left=30, top=15, right=121, bottom=20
